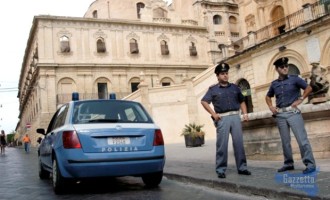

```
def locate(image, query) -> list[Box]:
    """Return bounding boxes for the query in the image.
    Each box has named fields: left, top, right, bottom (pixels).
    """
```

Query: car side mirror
left=36, top=128, right=46, bottom=135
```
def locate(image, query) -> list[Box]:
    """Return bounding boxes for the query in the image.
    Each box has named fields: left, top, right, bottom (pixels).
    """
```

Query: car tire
left=38, top=157, right=50, bottom=179
left=52, top=157, right=67, bottom=194
left=142, top=171, right=163, bottom=188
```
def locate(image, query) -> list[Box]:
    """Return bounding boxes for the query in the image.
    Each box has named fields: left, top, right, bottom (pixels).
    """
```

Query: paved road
left=0, top=146, right=267, bottom=200
left=0, top=147, right=54, bottom=199
left=1, top=140, right=330, bottom=200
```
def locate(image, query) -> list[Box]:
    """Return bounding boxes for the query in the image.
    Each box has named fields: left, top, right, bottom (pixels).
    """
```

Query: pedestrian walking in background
left=265, top=57, right=316, bottom=174
left=201, top=62, right=251, bottom=179
left=0, top=130, right=7, bottom=155
left=22, top=134, right=31, bottom=153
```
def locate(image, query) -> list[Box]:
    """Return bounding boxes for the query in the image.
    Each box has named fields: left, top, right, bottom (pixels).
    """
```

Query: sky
left=0, top=0, right=95, bottom=133
left=0, top=0, right=172, bottom=134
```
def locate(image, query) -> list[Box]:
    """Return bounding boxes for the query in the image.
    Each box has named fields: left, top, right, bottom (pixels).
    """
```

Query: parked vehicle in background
left=37, top=93, right=165, bottom=194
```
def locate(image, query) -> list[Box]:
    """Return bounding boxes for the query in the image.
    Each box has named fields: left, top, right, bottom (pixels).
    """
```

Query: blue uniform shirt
left=266, top=75, right=307, bottom=108
left=201, top=83, right=245, bottom=113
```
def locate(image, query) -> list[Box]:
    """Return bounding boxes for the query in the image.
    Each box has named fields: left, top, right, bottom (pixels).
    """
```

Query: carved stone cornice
left=56, top=29, right=72, bottom=37
left=126, top=32, right=140, bottom=40
left=157, top=33, right=169, bottom=42
left=186, top=35, right=197, bottom=43
left=93, top=29, right=107, bottom=39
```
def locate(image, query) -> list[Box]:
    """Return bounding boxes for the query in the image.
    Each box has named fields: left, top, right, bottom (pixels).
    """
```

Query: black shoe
left=303, top=167, right=316, bottom=174
left=217, top=173, right=226, bottom=178
left=277, top=166, right=294, bottom=172
left=238, top=170, right=251, bottom=175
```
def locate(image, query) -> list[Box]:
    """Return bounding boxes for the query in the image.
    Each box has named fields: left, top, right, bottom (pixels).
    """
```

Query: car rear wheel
left=142, top=171, right=163, bottom=187
left=38, top=157, right=50, bottom=179
left=52, top=157, right=67, bottom=194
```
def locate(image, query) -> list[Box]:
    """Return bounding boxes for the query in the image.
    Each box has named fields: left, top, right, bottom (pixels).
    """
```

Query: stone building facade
left=17, top=0, right=330, bottom=159
left=124, top=0, right=330, bottom=159
left=17, top=0, right=221, bottom=143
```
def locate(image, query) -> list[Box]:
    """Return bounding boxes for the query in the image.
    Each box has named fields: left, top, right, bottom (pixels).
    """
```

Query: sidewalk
left=164, top=139, right=330, bottom=200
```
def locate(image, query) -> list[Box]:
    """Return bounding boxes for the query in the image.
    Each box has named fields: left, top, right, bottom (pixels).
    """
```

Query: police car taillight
left=153, top=129, right=164, bottom=146
left=63, top=131, right=82, bottom=149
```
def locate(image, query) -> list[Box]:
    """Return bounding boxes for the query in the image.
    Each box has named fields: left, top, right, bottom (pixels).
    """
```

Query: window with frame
left=160, top=77, right=173, bottom=86
left=131, top=82, right=139, bottom=92
left=96, top=38, right=106, bottom=53
left=160, top=40, right=169, bottom=55
left=130, top=39, right=139, bottom=54
left=153, top=7, right=167, bottom=18
left=271, top=6, right=285, bottom=35
left=60, top=36, right=70, bottom=53
left=229, top=16, right=237, bottom=24
left=189, top=42, right=197, bottom=56
left=162, top=82, right=170, bottom=86
left=97, top=83, right=108, bottom=99
left=136, top=2, right=145, bottom=19
left=93, top=10, right=98, bottom=18
left=34, top=47, right=38, bottom=59
left=213, top=15, right=222, bottom=24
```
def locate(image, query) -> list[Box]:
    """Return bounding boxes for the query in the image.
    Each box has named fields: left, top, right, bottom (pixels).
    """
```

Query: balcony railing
left=153, top=17, right=171, bottom=23
left=181, top=19, right=198, bottom=26
left=215, top=31, right=225, bottom=36
left=234, top=1, right=329, bottom=52
left=231, top=32, right=240, bottom=38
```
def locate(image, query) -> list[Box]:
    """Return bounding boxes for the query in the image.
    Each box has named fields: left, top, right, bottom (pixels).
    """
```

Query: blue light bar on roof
left=109, top=93, right=116, bottom=100
left=72, top=92, right=79, bottom=101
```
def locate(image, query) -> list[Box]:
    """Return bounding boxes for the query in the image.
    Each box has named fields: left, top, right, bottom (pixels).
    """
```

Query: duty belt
left=218, top=110, right=239, bottom=117
left=276, top=106, right=300, bottom=113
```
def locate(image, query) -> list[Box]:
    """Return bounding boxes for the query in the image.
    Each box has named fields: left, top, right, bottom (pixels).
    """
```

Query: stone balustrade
left=242, top=101, right=330, bottom=160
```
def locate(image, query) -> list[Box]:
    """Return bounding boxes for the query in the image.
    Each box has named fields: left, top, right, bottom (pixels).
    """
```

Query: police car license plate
left=108, top=137, right=130, bottom=145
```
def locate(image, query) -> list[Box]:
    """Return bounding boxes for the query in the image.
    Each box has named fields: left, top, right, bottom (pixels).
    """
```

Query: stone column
left=257, top=7, right=265, bottom=28
left=247, top=31, right=256, bottom=47
left=182, top=77, right=199, bottom=124
left=221, top=44, right=229, bottom=59
left=302, top=3, right=313, bottom=22
left=208, top=39, right=222, bottom=64
left=138, top=72, right=152, bottom=114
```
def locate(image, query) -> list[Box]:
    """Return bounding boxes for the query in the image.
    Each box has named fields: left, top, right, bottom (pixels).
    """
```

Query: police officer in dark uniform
left=201, top=62, right=251, bottom=178
left=265, top=57, right=316, bottom=174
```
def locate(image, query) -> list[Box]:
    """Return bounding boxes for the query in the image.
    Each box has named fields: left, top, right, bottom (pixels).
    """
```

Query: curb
left=163, top=173, right=328, bottom=200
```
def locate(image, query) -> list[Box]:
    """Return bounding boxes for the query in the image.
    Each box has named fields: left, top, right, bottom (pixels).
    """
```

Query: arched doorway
left=288, top=64, right=300, bottom=75
left=95, top=77, right=111, bottom=99
left=271, top=6, right=285, bottom=35
left=57, top=78, right=77, bottom=104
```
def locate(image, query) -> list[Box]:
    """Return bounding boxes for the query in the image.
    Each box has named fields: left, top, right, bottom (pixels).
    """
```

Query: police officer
left=201, top=62, right=251, bottom=178
left=265, top=57, right=316, bottom=174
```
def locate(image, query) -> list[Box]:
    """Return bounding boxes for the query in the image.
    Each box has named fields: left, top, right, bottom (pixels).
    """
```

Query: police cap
left=273, top=57, right=289, bottom=67
left=214, top=62, right=230, bottom=74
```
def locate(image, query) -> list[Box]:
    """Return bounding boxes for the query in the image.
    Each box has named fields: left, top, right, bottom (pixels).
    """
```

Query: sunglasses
left=278, top=65, right=289, bottom=69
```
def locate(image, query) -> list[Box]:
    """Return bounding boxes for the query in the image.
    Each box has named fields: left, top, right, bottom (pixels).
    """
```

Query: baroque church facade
left=17, top=0, right=330, bottom=159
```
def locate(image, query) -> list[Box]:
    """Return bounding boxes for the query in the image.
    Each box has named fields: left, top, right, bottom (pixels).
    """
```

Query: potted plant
left=181, top=123, right=205, bottom=147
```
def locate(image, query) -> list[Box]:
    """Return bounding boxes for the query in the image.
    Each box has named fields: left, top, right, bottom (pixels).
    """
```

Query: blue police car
left=37, top=93, right=165, bottom=194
